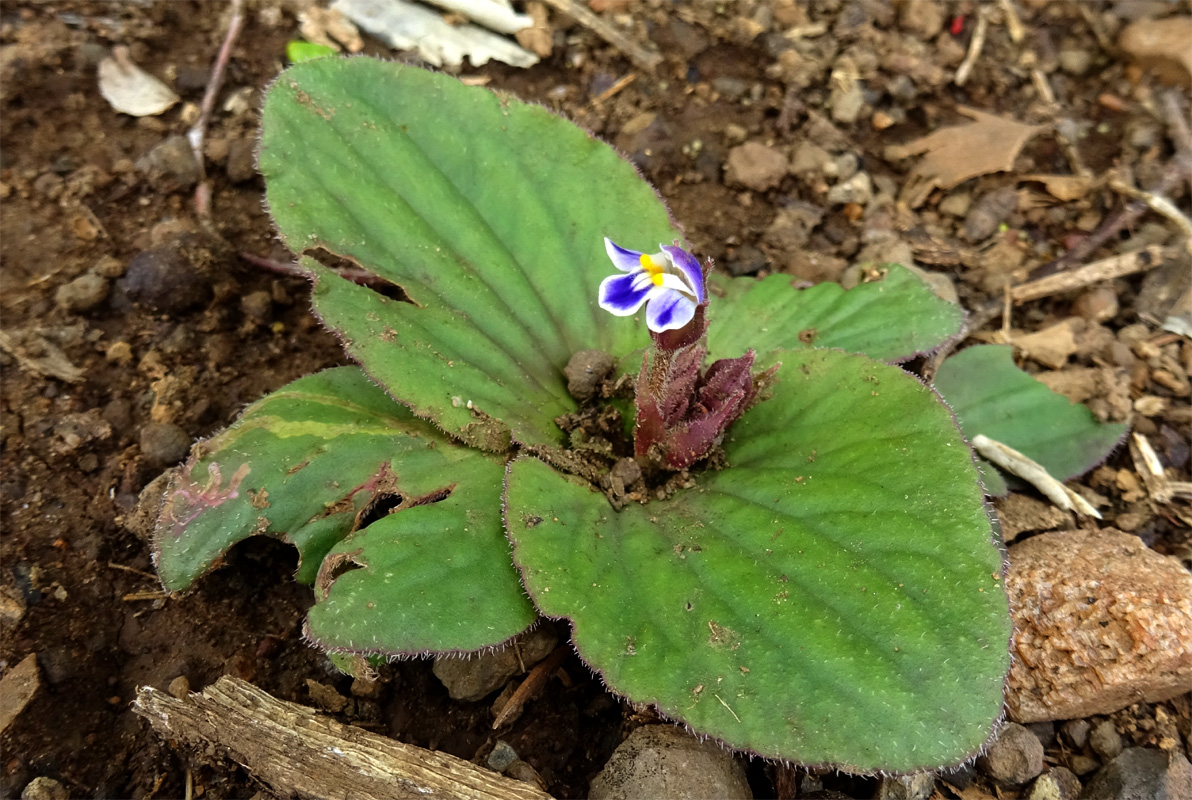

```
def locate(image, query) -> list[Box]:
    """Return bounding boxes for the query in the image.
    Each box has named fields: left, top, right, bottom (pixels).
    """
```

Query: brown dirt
left=2, top=1, right=1189, bottom=798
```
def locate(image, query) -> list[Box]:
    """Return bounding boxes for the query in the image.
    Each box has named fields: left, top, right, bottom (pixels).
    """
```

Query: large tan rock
left=1005, top=529, right=1192, bottom=722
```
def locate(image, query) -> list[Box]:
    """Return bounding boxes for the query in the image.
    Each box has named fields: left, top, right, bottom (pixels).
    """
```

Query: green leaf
left=286, top=40, right=338, bottom=63
left=260, top=59, right=680, bottom=452
left=932, top=345, right=1128, bottom=496
left=708, top=265, right=962, bottom=363
left=505, top=348, right=1009, bottom=772
left=306, top=440, right=538, bottom=655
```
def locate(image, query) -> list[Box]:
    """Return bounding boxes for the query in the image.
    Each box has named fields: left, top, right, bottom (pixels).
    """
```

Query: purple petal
left=645, top=288, right=696, bottom=332
left=604, top=238, right=645, bottom=273
left=660, top=245, right=706, bottom=303
left=599, top=272, right=652, bottom=315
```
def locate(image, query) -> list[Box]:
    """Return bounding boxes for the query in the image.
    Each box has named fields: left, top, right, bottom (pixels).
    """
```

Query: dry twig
left=134, top=676, right=552, bottom=800
left=1008, top=244, right=1174, bottom=304
left=972, top=435, right=1101, bottom=518
left=538, top=0, right=660, bottom=73
left=492, top=644, right=570, bottom=729
left=189, top=0, right=247, bottom=220
left=954, top=6, right=992, bottom=87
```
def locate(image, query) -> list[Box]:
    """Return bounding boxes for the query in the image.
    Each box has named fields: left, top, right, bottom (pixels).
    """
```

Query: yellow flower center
left=640, top=253, right=666, bottom=286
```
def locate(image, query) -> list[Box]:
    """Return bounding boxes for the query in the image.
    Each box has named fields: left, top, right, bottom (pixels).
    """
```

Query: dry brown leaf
left=885, top=107, right=1048, bottom=207
left=1012, top=318, right=1083, bottom=369
left=1119, top=15, right=1192, bottom=87
left=515, top=1, right=552, bottom=58
left=1019, top=173, right=1098, bottom=202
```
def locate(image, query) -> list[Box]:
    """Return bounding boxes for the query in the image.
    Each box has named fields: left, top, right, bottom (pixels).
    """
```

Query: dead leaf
left=298, top=7, right=365, bottom=52
left=1119, top=16, right=1192, bottom=87
left=515, top=1, right=552, bottom=58
left=885, top=107, right=1048, bottom=207
left=0, top=329, right=85, bottom=383
left=1019, top=174, right=1098, bottom=202
left=97, top=46, right=179, bottom=117
left=1012, top=318, right=1084, bottom=369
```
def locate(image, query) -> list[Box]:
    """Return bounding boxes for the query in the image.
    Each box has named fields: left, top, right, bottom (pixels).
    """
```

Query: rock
left=93, top=254, right=125, bottom=279
left=1058, top=45, right=1093, bottom=76
left=140, top=422, right=191, bottom=468
left=488, top=740, right=519, bottom=772
left=20, top=777, right=68, bottom=800
left=1005, top=529, right=1192, bottom=723
left=0, top=654, right=41, bottom=735
left=1062, top=718, right=1092, bottom=749
left=240, top=290, right=273, bottom=323
left=136, top=134, right=201, bottom=188
left=1082, top=748, right=1192, bottom=800
left=790, top=141, right=833, bottom=175
left=964, top=185, right=1018, bottom=242
left=763, top=203, right=824, bottom=252
left=1089, top=720, right=1124, bottom=761
left=978, top=722, right=1045, bottom=786
left=1027, top=767, right=1081, bottom=800
left=899, top=0, right=945, bottom=39
left=724, top=142, right=788, bottom=191
left=1118, top=16, right=1192, bottom=87
left=723, top=244, right=767, bottom=277
left=55, top=273, right=109, bottom=313
left=433, top=624, right=556, bottom=701
left=826, top=171, right=872, bottom=206
left=1074, top=286, right=1119, bottom=322
left=121, top=234, right=219, bottom=313
left=938, top=191, right=973, bottom=218
left=588, top=725, right=752, bottom=800
left=564, top=349, right=615, bottom=401
left=306, top=679, right=348, bottom=713
left=829, top=82, right=865, bottom=125
left=878, top=772, right=936, bottom=800
left=615, top=113, right=674, bottom=174
left=225, top=138, right=256, bottom=183
left=168, top=675, right=190, bottom=699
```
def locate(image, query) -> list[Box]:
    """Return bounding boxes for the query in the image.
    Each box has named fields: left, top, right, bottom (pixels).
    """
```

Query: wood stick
left=134, top=676, right=553, bottom=800
left=492, top=644, right=570, bottom=729
left=1008, top=244, right=1174, bottom=304
left=538, top=0, right=661, bottom=73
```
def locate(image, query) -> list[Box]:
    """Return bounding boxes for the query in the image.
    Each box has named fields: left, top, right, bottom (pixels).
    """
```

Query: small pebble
left=724, top=141, right=788, bottom=192
left=978, top=722, right=1045, bottom=786
left=92, top=255, right=125, bottom=279
left=121, top=234, right=218, bottom=314
left=20, top=777, right=68, bottom=800
left=55, top=273, right=109, bottom=313
left=240, top=290, right=273, bottom=323
left=225, top=138, right=257, bottom=183
left=135, top=134, right=201, bottom=188
left=1073, top=286, right=1119, bottom=322
left=826, top=171, right=872, bottom=206
left=1062, top=718, right=1091, bottom=749
left=488, top=740, right=519, bottom=772
left=1088, top=719, right=1123, bottom=760
left=878, top=772, right=935, bottom=800
left=139, top=422, right=191, bottom=469
left=1027, top=767, right=1082, bottom=800
left=168, top=675, right=190, bottom=699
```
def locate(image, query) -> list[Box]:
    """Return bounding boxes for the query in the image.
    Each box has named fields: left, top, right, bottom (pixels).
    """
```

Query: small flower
left=598, top=238, right=706, bottom=333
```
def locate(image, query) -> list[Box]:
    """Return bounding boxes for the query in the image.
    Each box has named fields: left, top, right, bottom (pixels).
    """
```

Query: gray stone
left=589, top=725, right=751, bottom=800
left=899, top=0, right=946, bottom=39
left=879, top=772, right=936, bottom=800
left=1058, top=45, right=1093, bottom=76
left=55, top=273, right=109, bottom=313
left=1064, top=719, right=1093, bottom=749
left=488, top=740, right=518, bottom=772
left=1029, top=767, right=1082, bottom=800
left=963, top=185, right=1018, bottom=242
left=225, top=138, right=257, bottom=183
left=724, top=142, right=788, bottom=191
left=136, top=135, right=201, bottom=188
left=979, top=722, right=1045, bottom=786
left=829, top=82, right=865, bottom=125
left=1081, top=748, right=1192, bottom=800
left=826, top=171, right=872, bottom=206
left=1089, top=720, right=1124, bottom=761
left=790, top=141, right=833, bottom=175
left=21, top=777, right=68, bottom=800
left=763, top=203, right=824, bottom=252
left=433, top=624, right=556, bottom=701
left=139, top=422, right=191, bottom=468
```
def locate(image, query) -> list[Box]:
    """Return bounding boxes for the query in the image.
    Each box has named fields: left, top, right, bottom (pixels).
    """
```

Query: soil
left=1, top=1, right=1189, bottom=799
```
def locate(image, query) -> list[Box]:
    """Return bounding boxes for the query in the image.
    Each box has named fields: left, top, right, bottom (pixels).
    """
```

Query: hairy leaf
left=506, top=348, right=1009, bottom=772
left=933, top=345, right=1128, bottom=496
left=709, top=265, right=962, bottom=363
left=260, top=59, right=679, bottom=452
left=154, top=367, right=534, bottom=652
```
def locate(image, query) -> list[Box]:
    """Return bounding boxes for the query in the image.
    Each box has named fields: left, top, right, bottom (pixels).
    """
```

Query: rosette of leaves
left=152, top=58, right=1010, bottom=772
